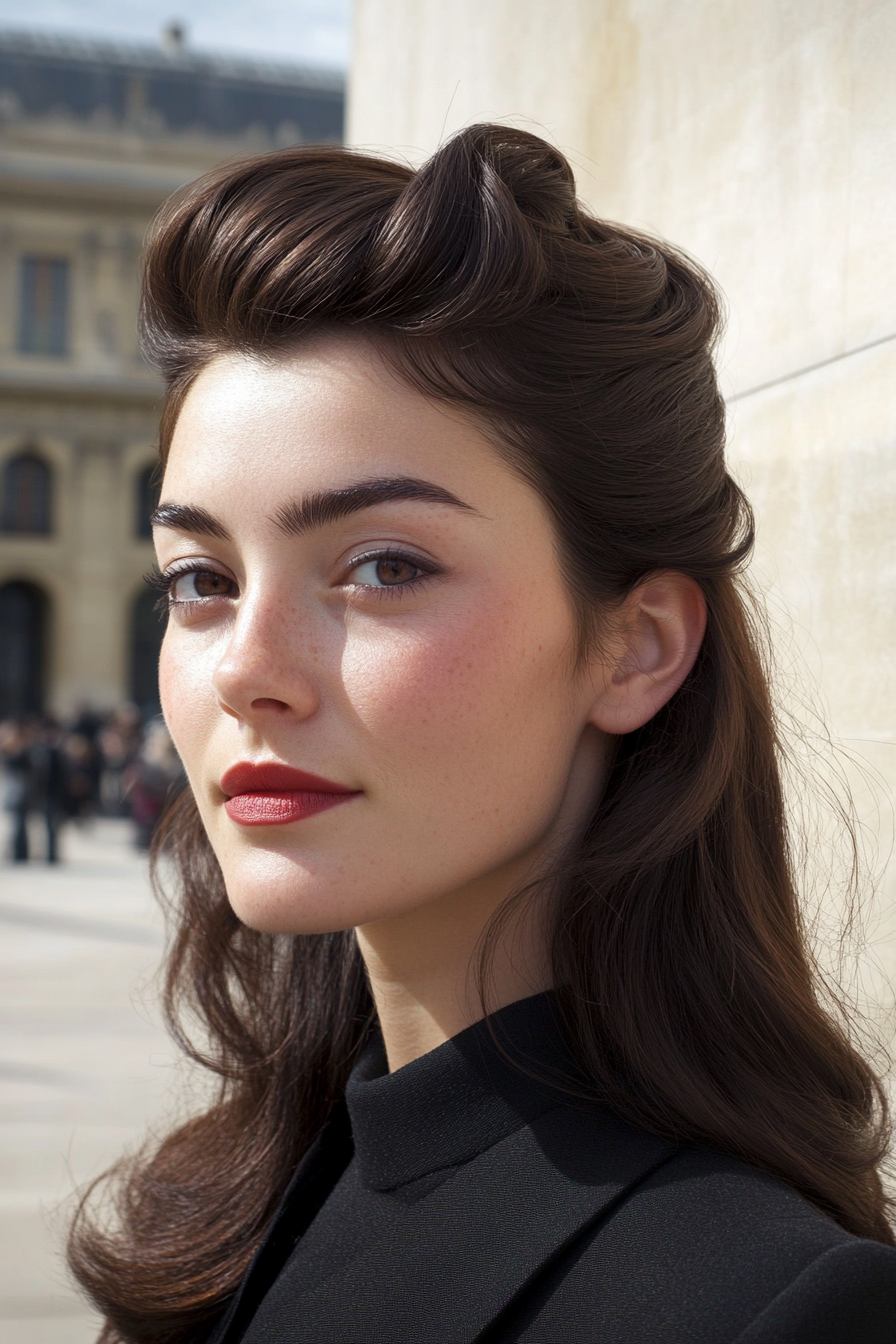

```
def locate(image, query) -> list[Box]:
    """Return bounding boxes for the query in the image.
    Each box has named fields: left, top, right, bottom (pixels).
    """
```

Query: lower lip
left=224, top=791, right=359, bottom=826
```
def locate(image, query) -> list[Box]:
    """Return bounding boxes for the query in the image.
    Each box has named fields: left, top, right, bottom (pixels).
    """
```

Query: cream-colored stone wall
left=348, top=0, right=896, bottom=722
left=349, top=0, right=896, bottom=1012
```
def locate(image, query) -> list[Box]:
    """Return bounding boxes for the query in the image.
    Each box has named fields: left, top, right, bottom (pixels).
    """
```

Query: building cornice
left=0, top=367, right=163, bottom=409
left=0, top=28, right=345, bottom=94
left=0, top=145, right=215, bottom=208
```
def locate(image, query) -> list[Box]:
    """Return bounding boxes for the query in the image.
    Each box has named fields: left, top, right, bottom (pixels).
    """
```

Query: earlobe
left=588, top=573, right=706, bottom=735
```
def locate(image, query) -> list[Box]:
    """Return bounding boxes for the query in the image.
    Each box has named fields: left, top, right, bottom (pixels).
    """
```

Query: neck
left=356, top=726, right=608, bottom=1072
left=355, top=861, right=551, bottom=1073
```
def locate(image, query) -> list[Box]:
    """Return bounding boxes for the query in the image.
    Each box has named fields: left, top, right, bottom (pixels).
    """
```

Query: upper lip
left=220, top=762, right=359, bottom=797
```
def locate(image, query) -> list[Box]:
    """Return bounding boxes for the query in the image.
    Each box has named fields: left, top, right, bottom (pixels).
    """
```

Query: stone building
left=0, top=28, right=343, bottom=719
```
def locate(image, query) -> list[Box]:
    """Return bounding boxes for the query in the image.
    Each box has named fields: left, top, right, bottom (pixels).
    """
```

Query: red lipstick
left=221, top=762, right=361, bottom=827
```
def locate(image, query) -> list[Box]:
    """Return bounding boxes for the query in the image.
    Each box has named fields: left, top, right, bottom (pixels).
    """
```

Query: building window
left=136, top=463, right=161, bottom=539
left=0, top=580, right=47, bottom=716
left=130, top=586, right=165, bottom=715
left=18, top=257, right=69, bottom=356
left=1, top=453, right=53, bottom=534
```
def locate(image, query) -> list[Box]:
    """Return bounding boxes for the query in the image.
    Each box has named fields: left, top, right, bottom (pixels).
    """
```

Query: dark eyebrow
left=150, top=503, right=231, bottom=539
left=273, top=476, right=478, bottom=537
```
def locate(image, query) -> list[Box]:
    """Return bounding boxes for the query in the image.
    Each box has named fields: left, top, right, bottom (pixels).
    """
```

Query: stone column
left=63, top=437, right=127, bottom=711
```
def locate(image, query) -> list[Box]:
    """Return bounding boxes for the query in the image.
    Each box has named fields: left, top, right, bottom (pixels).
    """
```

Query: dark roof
left=0, top=28, right=344, bottom=141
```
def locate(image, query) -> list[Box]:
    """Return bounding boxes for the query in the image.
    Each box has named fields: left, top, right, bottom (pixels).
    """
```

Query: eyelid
left=145, top=559, right=238, bottom=603
left=341, top=545, right=441, bottom=583
left=146, top=558, right=226, bottom=583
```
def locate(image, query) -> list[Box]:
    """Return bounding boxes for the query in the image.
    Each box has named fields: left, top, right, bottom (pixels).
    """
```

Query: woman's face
left=155, top=338, right=610, bottom=935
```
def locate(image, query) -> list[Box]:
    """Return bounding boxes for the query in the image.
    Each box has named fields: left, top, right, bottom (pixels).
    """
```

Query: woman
left=70, top=126, right=896, bottom=1342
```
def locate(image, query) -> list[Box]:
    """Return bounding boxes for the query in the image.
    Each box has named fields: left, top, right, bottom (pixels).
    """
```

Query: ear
left=587, top=572, right=707, bottom=735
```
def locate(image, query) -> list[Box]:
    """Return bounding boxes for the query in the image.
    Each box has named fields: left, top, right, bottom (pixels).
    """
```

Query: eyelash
left=144, top=562, right=221, bottom=612
left=344, top=548, right=439, bottom=597
left=145, top=547, right=439, bottom=609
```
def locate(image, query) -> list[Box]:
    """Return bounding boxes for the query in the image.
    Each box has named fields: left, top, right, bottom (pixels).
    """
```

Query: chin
left=213, top=842, right=373, bottom=935
left=225, top=885, right=358, bottom=936
left=220, top=860, right=349, bottom=935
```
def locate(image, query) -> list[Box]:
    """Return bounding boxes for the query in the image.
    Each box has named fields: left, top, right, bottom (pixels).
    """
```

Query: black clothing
left=5, top=739, right=64, bottom=862
left=211, top=994, right=896, bottom=1343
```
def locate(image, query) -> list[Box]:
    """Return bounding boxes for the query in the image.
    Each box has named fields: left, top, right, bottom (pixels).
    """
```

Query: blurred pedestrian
left=124, top=719, right=182, bottom=850
left=1, top=717, right=32, bottom=862
left=61, top=731, right=102, bottom=822
left=0, top=716, right=65, bottom=862
left=28, top=717, right=67, bottom=862
left=98, top=703, right=144, bottom=816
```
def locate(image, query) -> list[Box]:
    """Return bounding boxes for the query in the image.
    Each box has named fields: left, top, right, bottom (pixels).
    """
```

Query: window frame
left=0, top=451, right=54, bottom=535
left=18, top=255, right=71, bottom=358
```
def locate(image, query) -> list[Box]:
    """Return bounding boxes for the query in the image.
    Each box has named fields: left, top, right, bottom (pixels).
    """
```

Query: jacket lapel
left=209, top=1101, right=353, bottom=1344
left=272, top=1104, right=676, bottom=1343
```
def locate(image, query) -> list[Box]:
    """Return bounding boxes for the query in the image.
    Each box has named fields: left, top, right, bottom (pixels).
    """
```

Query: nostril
left=250, top=697, right=292, bottom=712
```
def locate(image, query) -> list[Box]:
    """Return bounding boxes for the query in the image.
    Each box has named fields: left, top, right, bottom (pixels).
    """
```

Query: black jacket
left=210, top=994, right=896, bottom=1343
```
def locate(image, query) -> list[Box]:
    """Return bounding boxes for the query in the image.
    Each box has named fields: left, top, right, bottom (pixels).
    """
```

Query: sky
left=0, top=0, right=352, bottom=68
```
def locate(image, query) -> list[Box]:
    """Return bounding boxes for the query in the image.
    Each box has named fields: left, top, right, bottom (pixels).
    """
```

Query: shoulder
left=732, top=1238, right=896, bottom=1343
left=499, top=1113, right=896, bottom=1344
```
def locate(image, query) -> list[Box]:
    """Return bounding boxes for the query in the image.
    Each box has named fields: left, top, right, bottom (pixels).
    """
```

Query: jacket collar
left=206, top=1103, right=353, bottom=1344
left=211, top=994, right=679, bottom=1343
left=338, top=1105, right=675, bottom=1342
left=345, top=991, right=585, bottom=1190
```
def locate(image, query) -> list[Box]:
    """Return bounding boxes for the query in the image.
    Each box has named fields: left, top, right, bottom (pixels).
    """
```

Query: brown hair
left=69, top=125, right=893, bottom=1342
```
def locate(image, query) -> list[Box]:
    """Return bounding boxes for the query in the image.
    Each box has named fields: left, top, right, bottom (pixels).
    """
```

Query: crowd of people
left=0, top=705, right=183, bottom=862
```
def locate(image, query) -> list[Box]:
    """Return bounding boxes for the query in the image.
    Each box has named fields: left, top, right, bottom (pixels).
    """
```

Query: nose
left=211, top=590, right=320, bottom=725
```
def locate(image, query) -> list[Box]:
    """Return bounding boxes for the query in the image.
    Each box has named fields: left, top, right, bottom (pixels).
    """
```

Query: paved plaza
left=0, top=818, right=185, bottom=1343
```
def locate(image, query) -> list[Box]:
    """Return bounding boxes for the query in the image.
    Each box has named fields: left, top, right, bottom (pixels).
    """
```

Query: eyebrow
left=150, top=477, right=477, bottom=543
left=274, top=476, right=478, bottom=537
left=150, top=503, right=231, bottom=539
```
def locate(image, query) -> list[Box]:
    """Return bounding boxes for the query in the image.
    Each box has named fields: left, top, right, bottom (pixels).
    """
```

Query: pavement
left=0, top=817, right=185, bottom=1344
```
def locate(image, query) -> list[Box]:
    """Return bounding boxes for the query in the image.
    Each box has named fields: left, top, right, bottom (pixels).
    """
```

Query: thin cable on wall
left=727, top=329, right=896, bottom=403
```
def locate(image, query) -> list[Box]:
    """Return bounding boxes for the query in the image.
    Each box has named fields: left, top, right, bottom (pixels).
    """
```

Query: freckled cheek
left=341, top=616, right=540, bottom=753
left=158, top=631, right=220, bottom=760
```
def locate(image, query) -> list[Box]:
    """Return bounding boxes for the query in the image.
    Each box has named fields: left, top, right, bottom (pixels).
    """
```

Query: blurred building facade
left=0, top=29, right=343, bottom=719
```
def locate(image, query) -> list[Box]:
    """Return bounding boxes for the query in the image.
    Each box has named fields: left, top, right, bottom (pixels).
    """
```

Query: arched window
left=1, top=452, right=52, bottom=534
left=135, top=462, right=160, bottom=539
left=0, top=580, right=48, bottom=716
left=130, top=586, right=165, bottom=715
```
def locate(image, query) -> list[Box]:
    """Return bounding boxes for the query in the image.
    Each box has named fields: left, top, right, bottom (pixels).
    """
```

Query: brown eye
left=171, top=569, right=236, bottom=601
left=375, top=557, right=420, bottom=585
left=348, top=553, right=428, bottom=588
left=194, top=571, right=233, bottom=596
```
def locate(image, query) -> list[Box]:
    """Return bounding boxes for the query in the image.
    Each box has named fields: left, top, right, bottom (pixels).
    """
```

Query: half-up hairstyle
left=69, top=125, right=893, bottom=1343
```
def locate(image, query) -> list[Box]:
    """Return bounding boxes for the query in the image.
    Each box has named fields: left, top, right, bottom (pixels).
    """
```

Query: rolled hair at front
left=69, top=126, right=893, bottom=1344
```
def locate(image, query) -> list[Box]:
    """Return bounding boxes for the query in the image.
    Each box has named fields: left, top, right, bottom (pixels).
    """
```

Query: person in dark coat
left=124, top=719, right=184, bottom=849
left=214, top=994, right=896, bottom=1344
left=28, top=718, right=67, bottom=862
left=68, top=127, right=896, bottom=1344
left=1, top=716, right=66, bottom=862
left=1, top=717, right=33, bottom=862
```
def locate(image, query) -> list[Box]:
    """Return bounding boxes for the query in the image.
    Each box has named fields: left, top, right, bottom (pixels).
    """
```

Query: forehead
left=164, top=338, right=510, bottom=505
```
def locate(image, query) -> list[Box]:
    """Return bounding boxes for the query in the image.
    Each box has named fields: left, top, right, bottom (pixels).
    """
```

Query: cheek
left=342, top=602, right=575, bottom=793
left=158, top=629, right=218, bottom=763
